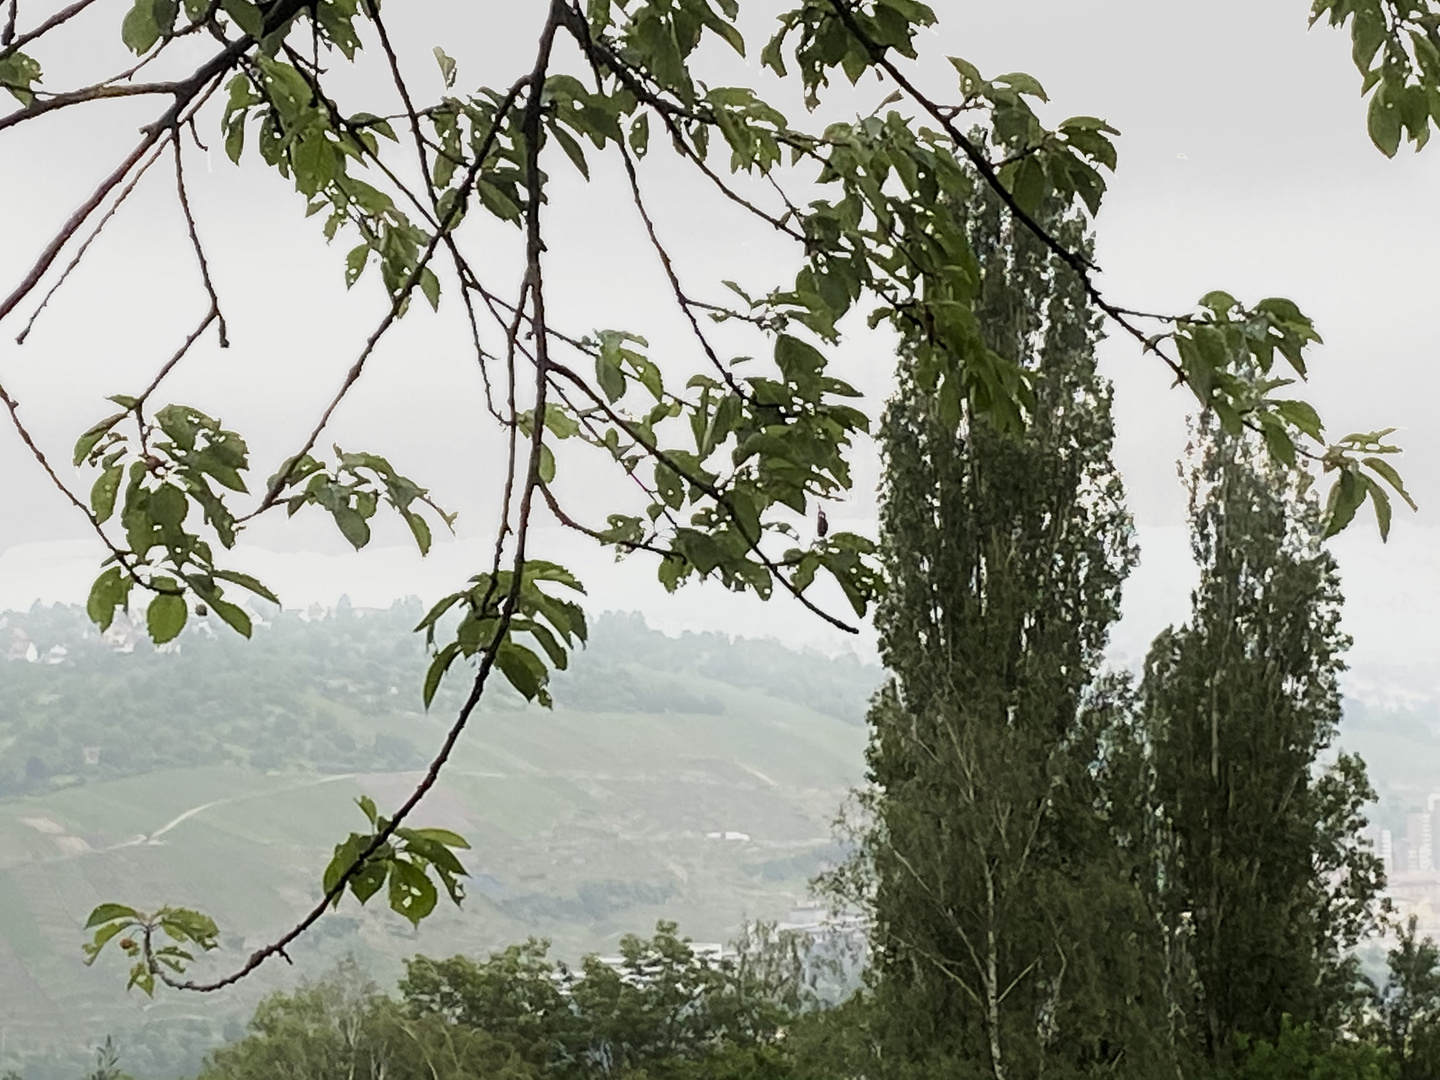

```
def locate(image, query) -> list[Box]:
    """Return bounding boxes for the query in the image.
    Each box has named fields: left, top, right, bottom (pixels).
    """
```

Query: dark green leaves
left=1314, top=0, right=1440, bottom=155
left=416, top=560, right=588, bottom=708
left=82, top=903, right=219, bottom=996
left=321, top=798, right=471, bottom=927
left=272, top=447, right=454, bottom=556
left=1321, top=429, right=1416, bottom=540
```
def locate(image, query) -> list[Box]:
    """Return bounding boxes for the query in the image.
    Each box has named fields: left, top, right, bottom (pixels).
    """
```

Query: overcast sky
left=1, top=1, right=1436, bottom=691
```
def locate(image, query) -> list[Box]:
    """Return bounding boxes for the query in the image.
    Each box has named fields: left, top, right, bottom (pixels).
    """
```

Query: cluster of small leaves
left=416, top=559, right=588, bottom=708
left=75, top=401, right=450, bottom=645
left=323, top=795, right=472, bottom=927
left=270, top=446, right=456, bottom=553
left=1161, top=291, right=1414, bottom=536
left=1321, top=427, right=1417, bottom=538
left=592, top=0, right=747, bottom=107
left=222, top=38, right=444, bottom=309
left=82, top=902, right=220, bottom=996
left=76, top=401, right=278, bottom=642
left=425, top=74, right=528, bottom=228
left=1313, top=0, right=1440, bottom=155
left=551, top=327, right=882, bottom=617
left=121, top=0, right=361, bottom=59
left=764, top=0, right=936, bottom=108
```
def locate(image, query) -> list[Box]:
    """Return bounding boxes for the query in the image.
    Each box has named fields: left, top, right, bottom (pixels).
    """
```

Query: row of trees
left=831, top=185, right=1393, bottom=1077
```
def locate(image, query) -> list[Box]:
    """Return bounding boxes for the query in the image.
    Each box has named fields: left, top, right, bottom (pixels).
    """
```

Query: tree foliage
left=1140, top=425, right=1389, bottom=1068
left=0, top=0, right=1426, bottom=989
left=826, top=183, right=1177, bottom=1078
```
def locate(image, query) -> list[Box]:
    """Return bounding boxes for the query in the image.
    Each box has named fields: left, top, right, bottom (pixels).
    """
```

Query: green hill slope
left=0, top=604, right=875, bottom=1078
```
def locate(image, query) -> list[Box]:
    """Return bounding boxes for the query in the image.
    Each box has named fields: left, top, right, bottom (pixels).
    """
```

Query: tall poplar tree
left=846, top=185, right=1170, bottom=1079
left=1140, top=428, right=1387, bottom=1068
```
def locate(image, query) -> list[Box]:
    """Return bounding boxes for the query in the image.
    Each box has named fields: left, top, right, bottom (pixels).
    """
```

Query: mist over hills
left=1, top=598, right=1437, bottom=1077
left=0, top=601, right=875, bottom=1078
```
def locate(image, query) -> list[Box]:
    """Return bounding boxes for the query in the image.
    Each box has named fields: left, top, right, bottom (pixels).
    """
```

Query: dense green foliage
left=836, top=185, right=1168, bottom=1078
left=195, top=924, right=811, bottom=1080
left=1141, top=429, right=1388, bottom=1068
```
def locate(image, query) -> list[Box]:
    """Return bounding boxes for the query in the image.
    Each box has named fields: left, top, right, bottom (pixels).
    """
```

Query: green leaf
left=1365, top=476, right=1393, bottom=541
left=345, top=244, right=369, bottom=287
left=1368, top=85, right=1403, bottom=157
left=74, top=412, right=126, bottom=465
left=408, top=827, right=471, bottom=850
left=86, top=903, right=142, bottom=929
left=211, top=569, right=280, bottom=604
left=495, top=639, right=547, bottom=701
left=405, top=511, right=433, bottom=555
left=148, top=483, right=188, bottom=529
left=86, top=567, right=132, bottom=631
left=388, top=859, right=438, bottom=926
left=1323, top=468, right=1365, bottom=539
left=332, top=505, right=371, bottom=549
left=419, top=266, right=441, bottom=311
left=121, top=0, right=162, bottom=55
left=1274, top=399, right=1324, bottom=441
left=433, top=45, right=457, bottom=88
left=1363, top=455, right=1418, bottom=510
left=629, top=112, right=651, bottom=158
left=357, top=794, right=380, bottom=826
left=221, top=0, right=264, bottom=38
left=422, top=641, right=461, bottom=707
left=90, top=466, right=123, bottom=524
left=146, top=593, right=188, bottom=644
left=209, top=597, right=252, bottom=638
left=82, top=920, right=132, bottom=965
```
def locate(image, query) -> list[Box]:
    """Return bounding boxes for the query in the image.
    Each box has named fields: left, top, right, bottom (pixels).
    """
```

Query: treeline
left=814, top=186, right=1401, bottom=1078
left=51, top=915, right=1440, bottom=1080
left=0, top=601, right=873, bottom=798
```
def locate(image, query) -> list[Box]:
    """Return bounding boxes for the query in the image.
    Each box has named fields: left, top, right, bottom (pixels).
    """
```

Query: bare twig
left=172, top=138, right=228, bottom=347
left=0, top=376, right=139, bottom=577
left=0, top=0, right=100, bottom=60
left=132, top=309, right=219, bottom=412
left=15, top=134, right=174, bottom=344
left=0, top=51, right=237, bottom=326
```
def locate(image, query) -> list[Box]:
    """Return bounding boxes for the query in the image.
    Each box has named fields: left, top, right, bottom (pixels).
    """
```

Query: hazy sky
left=0, top=1, right=1436, bottom=687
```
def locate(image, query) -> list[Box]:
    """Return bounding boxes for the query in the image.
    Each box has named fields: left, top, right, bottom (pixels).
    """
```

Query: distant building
left=1408, top=812, right=1434, bottom=872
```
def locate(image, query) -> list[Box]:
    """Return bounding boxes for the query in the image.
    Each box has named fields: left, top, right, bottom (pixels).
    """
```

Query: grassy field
left=0, top=670, right=867, bottom=1077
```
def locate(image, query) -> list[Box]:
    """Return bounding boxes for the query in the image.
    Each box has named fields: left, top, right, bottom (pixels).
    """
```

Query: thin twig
left=0, top=52, right=236, bottom=326
left=0, top=376, right=139, bottom=576
left=172, top=138, right=228, bottom=347
left=133, top=309, right=219, bottom=411
left=15, top=133, right=174, bottom=344
left=0, top=0, right=100, bottom=60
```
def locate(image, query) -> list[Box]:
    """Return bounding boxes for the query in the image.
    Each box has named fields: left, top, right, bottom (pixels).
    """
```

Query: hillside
left=0, top=603, right=877, bottom=1079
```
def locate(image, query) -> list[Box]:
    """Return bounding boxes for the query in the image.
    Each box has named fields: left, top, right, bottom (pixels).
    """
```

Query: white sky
left=0, top=1, right=1436, bottom=688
